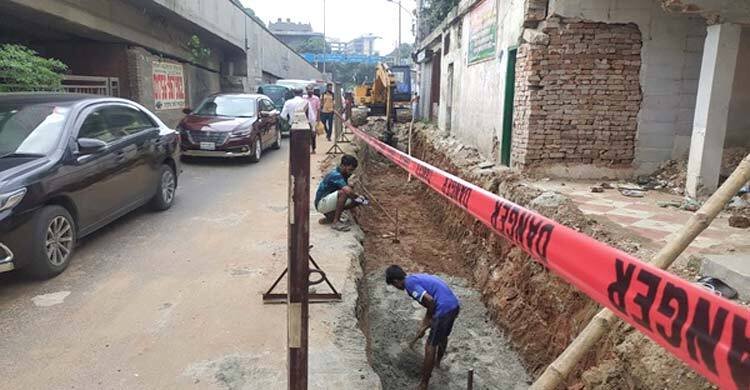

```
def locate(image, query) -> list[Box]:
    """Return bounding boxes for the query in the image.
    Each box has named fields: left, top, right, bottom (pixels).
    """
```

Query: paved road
left=0, top=142, right=296, bottom=389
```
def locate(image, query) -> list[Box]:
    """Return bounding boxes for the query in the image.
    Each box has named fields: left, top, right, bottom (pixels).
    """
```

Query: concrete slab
left=700, top=253, right=750, bottom=299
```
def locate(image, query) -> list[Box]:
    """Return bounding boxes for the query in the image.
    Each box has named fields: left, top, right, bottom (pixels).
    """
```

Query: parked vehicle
left=178, top=94, right=281, bottom=161
left=0, top=93, right=181, bottom=278
left=257, top=84, right=291, bottom=111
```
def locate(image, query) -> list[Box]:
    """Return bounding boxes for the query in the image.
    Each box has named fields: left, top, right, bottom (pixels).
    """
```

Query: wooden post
left=288, top=127, right=311, bottom=390
left=530, top=153, right=750, bottom=390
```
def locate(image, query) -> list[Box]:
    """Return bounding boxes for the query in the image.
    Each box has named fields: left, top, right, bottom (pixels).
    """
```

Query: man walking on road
left=304, top=87, right=321, bottom=154
left=386, top=265, right=461, bottom=390
left=315, top=154, right=365, bottom=232
left=320, top=83, right=335, bottom=141
left=280, top=89, right=310, bottom=150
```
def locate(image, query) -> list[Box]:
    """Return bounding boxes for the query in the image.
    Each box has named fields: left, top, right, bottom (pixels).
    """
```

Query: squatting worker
left=385, top=265, right=460, bottom=390
left=304, top=87, right=321, bottom=154
left=320, top=83, right=335, bottom=141
left=315, top=154, right=366, bottom=232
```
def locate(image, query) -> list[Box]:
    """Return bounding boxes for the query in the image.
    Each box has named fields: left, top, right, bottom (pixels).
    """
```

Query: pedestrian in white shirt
left=280, top=88, right=313, bottom=154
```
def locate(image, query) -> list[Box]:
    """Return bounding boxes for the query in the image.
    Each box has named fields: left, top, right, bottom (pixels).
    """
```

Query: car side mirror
left=182, top=108, right=192, bottom=115
left=77, top=138, right=107, bottom=156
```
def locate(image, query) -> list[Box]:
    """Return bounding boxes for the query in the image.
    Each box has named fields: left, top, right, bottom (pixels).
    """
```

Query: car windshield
left=193, top=96, right=256, bottom=118
left=261, top=86, right=288, bottom=107
left=0, top=103, right=69, bottom=157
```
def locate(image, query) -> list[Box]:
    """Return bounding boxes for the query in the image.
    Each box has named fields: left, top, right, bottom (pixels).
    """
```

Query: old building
left=414, top=0, right=749, bottom=196
left=0, top=0, right=321, bottom=126
left=268, top=18, right=325, bottom=49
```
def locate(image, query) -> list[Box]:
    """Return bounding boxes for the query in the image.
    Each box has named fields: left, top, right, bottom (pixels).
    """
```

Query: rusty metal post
left=288, top=127, right=311, bottom=390
left=467, top=369, right=474, bottom=390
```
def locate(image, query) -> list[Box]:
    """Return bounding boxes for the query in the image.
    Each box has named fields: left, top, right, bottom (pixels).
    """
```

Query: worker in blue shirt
left=386, top=265, right=461, bottom=390
left=315, top=154, right=366, bottom=232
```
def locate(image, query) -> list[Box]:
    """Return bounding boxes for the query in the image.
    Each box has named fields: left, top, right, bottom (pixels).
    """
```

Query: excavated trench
left=353, top=144, right=529, bottom=389
left=350, top=120, right=715, bottom=390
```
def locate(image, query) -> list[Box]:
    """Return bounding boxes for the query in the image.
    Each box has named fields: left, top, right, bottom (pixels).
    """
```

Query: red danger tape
left=344, top=120, right=750, bottom=389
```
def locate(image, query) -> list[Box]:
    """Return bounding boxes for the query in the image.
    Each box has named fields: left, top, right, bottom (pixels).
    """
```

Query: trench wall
left=393, top=122, right=713, bottom=389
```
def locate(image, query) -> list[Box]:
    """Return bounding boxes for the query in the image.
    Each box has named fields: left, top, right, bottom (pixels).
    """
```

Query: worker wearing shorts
left=385, top=265, right=461, bottom=390
left=314, top=154, right=362, bottom=232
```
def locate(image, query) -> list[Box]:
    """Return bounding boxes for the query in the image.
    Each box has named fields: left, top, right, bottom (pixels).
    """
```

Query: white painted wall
left=438, top=0, right=526, bottom=158
left=548, top=0, right=706, bottom=173
left=726, top=27, right=750, bottom=146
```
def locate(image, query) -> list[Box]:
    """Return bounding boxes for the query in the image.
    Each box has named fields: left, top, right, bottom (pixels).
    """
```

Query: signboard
left=467, top=0, right=497, bottom=65
left=152, top=61, right=185, bottom=110
left=302, top=53, right=385, bottom=64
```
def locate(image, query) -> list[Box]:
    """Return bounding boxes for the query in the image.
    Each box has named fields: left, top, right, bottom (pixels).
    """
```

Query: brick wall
left=512, top=17, right=643, bottom=169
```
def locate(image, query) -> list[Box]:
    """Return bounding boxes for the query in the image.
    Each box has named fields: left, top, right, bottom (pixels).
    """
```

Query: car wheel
left=150, top=165, right=177, bottom=211
left=271, top=128, right=281, bottom=150
left=25, top=206, right=76, bottom=279
left=249, top=137, right=262, bottom=163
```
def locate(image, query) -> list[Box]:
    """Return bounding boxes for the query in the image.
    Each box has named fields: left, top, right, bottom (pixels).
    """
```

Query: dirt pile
left=649, top=159, right=688, bottom=195
left=354, top=121, right=714, bottom=389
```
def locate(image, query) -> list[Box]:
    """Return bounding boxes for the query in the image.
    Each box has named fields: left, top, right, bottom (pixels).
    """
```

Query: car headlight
left=230, top=129, right=252, bottom=137
left=0, top=189, right=26, bottom=212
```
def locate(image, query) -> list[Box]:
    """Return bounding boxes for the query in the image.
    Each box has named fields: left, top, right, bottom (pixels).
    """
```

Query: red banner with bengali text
left=344, top=119, right=749, bottom=389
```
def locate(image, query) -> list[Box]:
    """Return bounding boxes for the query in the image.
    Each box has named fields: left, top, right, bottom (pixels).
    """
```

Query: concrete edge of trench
left=306, top=205, right=382, bottom=389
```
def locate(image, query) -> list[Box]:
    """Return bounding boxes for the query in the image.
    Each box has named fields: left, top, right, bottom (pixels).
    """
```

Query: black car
left=0, top=94, right=181, bottom=279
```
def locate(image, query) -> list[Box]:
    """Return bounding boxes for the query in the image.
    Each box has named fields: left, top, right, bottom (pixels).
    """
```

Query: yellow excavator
left=353, top=63, right=412, bottom=142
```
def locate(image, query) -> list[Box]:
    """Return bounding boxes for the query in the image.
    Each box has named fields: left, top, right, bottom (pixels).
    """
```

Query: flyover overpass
left=0, top=0, right=322, bottom=124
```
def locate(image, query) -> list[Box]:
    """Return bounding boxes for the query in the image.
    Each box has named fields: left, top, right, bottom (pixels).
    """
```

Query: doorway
left=501, top=48, right=517, bottom=166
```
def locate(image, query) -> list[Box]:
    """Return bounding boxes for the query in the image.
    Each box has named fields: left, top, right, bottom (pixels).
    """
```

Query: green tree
left=420, top=0, right=459, bottom=35
left=295, top=37, right=331, bottom=55
left=0, top=44, right=68, bottom=92
left=387, top=43, right=414, bottom=62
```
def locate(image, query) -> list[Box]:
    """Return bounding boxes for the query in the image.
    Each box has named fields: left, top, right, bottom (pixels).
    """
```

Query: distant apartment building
left=347, top=34, right=379, bottom=56
left=268, top=18, right=324, bottom=48
left=327, top=38, right=347, bottom=54
left=324, top=35, right=380, bottom=56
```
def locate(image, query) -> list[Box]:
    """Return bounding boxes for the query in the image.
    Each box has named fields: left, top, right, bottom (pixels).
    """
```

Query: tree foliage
left=0, top=44, right=68, bottom=92
left=387, top=43, right=414, bottom=63
left=420, top=0, right=459, bottom=35
left=329, top=62, right=377, bottom=91
left=187, top=35, right=212, bottom=64
left=295, top=37, right=331, bottom=55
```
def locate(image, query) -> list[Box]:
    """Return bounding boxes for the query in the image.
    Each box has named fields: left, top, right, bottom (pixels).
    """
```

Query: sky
left=241, top=0, right=416, bottom=55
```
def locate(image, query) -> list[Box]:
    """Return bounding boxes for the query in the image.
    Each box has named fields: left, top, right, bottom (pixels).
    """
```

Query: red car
left=178, top=94, right=281, bottom=161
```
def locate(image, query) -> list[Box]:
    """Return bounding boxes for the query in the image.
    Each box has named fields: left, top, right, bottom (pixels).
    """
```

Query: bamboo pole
left=531, top=153, right=750, bottom=390
left=407, top=118, right=414, bottom=182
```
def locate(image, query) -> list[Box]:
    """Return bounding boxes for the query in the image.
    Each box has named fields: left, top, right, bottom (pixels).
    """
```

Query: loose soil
left=354, top=147, right=529, bottom=389
left=352, top=120, right=715, bottom=390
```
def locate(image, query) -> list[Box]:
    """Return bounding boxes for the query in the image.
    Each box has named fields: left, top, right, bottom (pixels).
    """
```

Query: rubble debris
left=649, top=159, right=687, bottom=194
left=620, top=189, right=645, bottom=198
left=695, top=276, right=738, bottom=300
left=681, top=198, right=701, bottom=212
left=729, top=215, right=750, bottom=229
left=478, top=161, right=495, bottom=169
left=657, top=201, right=681, bottom=209
left=600, top=182, right=614, bottom=190
left=700, top=253, right=750, bottom=299
left=617, top=183, right=644, bottom=191
left=590, top=186, right=604, bottom=193
left=728, top=196, right=750, bottom=210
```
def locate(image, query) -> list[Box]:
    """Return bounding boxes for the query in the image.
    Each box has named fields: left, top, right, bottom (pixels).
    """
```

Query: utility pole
left=287, top=128, right=311, bottom=390
left=398, top=0, right=402, bottom=65
left=322, top=0, right=327, bottom=75
left=387, top=0, right=404, bottom=65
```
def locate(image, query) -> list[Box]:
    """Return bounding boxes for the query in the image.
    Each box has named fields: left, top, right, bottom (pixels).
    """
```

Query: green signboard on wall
left=467, top=0, right=497, bottom=65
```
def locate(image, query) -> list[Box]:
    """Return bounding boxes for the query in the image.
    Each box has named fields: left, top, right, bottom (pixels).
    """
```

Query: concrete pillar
left=686, top=23, right=741, bottom=197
